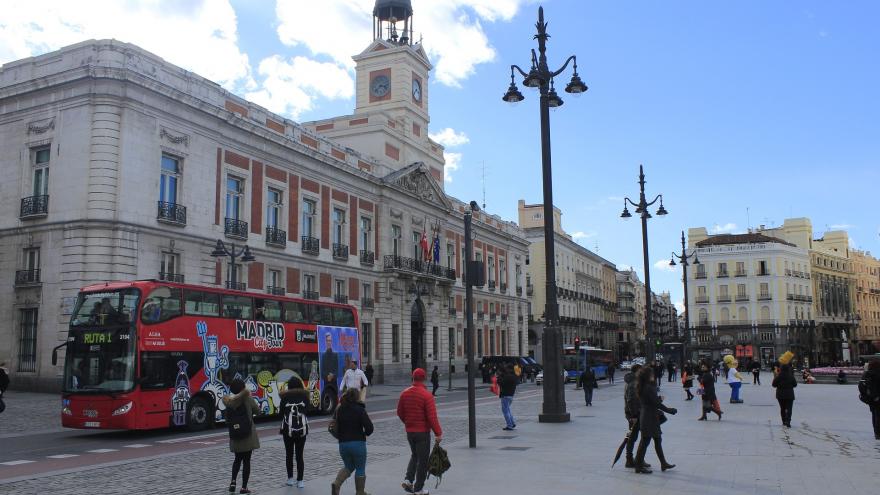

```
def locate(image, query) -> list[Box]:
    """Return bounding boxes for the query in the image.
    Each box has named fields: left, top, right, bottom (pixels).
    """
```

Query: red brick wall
left=349, top=278, right=359, bottom=301
left=332, top=189, right=348, bottom=203
left=248, top=262, right=264, bottom=290
left=286, top=268, right=300, bottom=294
left=321, top=186, right=330, bottom=249
left=289, top=174, right=299, bottom=239
left=301, top=178, right=319, bottom=194
left=266, top=119, right=284, bottom=133
left=455, top=295, right=462, bottom=311
left=224, top=150, right=250, bottom=170
left=357, top=160, right=372, bottom=172
left=214, top=259, right=222, bottom=285
left=331, top=149, right=346, bottom=161
left=319, top=273, right=331, bottom=298
left=385, top=143, right=400, bottom=161
left=358, top=198, right=374, bottom=212
left=225, top=100, right=248, bottom=117
left=214, top=148, right=222, bottom=225
left=250, top=161, right=263, bottom=234
left=265, top=165, right=286, bottom=182
left=430, top=167, right=443, bottom=182
left=349, top=196, right=358, bottom=255
left=316, top=123, right=334, bottom=131
left=350, top=118, right=368, bottom=126
left=300, top=134, right=318, bottom=149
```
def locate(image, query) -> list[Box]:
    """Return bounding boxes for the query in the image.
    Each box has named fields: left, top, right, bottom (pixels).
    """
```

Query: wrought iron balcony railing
left=266, top=285, right=285, bottom=296
left=334, top=294, right=348, bottom=304
left=15, top=269, right=41, bottom=286
left=20, top=195, right=49, bottom=218
left=695, top=296, right=710, bottom=304
left=382, top=255, right=455, bottom=280
left=500, top=282, right=507, bottom=293
left=695, top=272, right=707, bottom=279
left=225, top=281, right=246, bottom=291
left=735, top=270, right=747, bottom=277
left=224, top=218, right=249, bottom=239
left=516, top=286, right=523, bottom=296
left=157, top=201, right=186, bottom=225
left=717, top=296, right=732, bottom=303
left=477, top=311, right=485, bottom=320
left=717, top=271, right=729, bottom=278
left=361, top=298, right=374, bottom=309
left=758, top=293, right=772, bottom=300
left=448, top=306, right=456, bottom=316
left=360, top=250, right=375, bottom=266
left=488, top=280, right=496, bottom=291
left=735, top=295, right=750, bottom=301
left=265, top=226, right=287, bottom=247
left=158, top=272, right=184, bottom=283
left=333, top=244, right=349, bottom=261
left=301, top=236, right=320, bottom=255
left=303, top=290, right=319, bottom=300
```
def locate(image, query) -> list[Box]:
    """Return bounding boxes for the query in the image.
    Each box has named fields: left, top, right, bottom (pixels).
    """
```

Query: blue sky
left=4, top=0, right=878, bottom=310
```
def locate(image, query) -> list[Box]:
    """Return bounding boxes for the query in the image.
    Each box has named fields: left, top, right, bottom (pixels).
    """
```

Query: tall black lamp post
left=620, top=165, right=668, bottom=363
left=669, top=230, right=698, bottom=362
left=502, top=6, right=588, bottom=423
left=464, top=200, right=480, bottom=447
left=210, top=239, right=255, bottom=290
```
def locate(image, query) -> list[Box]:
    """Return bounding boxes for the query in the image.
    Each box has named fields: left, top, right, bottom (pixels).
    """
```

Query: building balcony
left=382, top=255, right=455, bottom=280
left=618, top=305, right=635, bottom=313
left=695, top=272, right=707, bottom=279
left=619, top=290, right=635, bottom=298
left=516, top=286, right=523, bottom=297
left=785, top=269, right=792, bottom=276
left=224, top=218, right=248, bottom=239
left=501, top=314, right=508, bottom=321
left=477, top=311, right=484, bottom=320
left=695, top=296, right=709, bottom=304
left=500, top=282, right=507, bottom=293
left=265, top=226, right=287, bottom=247
left=717, top=296, right=732, bottom=303
left=360, top=250, right=375, bottom=266
left=758, top=294, right=772, bottom=300
left=717, top=271, right=729, bottom=278
left=489, top=313, right=497, bottom=321
left=735, top=295, right=750, bottom=302
left=361, top=297, right=374, bottom=309
left=448, top=306, right=456, bottom=316
left=157, top=201, right=186, bottom=225
left=301, top=236, right=320, bottom=255
left=488, top=280, right=496, bottom=291
left=527, top=284, right=534, bottom=296
left=757, top=271, right=770, bottom=277
left=14, top=269, right=41, bottom=286
left=333, top=294, right=348, bottom=304
left=303, top=290, right=319, bottom=301
left=735, top=271, right=747, bottom=277
left=266, top=285, right=285, bottom=296
left=158, top=272, right=184, bottom=283
left=756, top=319, right=777, bottom=327
left=20, top=195, right=49, bottom=219
left=333, top=243, right=349, bottom=261
left=225, top=281, right=246, bottom=291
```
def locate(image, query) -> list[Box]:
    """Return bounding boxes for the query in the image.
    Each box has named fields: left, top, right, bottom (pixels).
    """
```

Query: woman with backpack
left=279, top=376, right=309, bottom=488
left=224, top=378, right=261, bottom=494
left=331, top=388, right=374, bottom=495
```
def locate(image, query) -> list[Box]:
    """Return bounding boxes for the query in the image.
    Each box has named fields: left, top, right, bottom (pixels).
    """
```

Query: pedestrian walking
left=859, top=360, right=880, bottom=439
left=331, top=388, right=374, bottom=495
left=364, top=364, right=374, bottom=386
left=751, top=361, right=761, bottom=385
left=623, top=364, right=644, bottom=468
left=667, top=361, right=675, bottom=383
left=0, top=362, right=9, bottom=414
left=771, top=352, right=797, bottom=428
left=398, top=368, right=443, bottom=495
left=579, top=366, right=598, bottom=406
left=681, top=366, right=694, bottom=401
left=653, top=361, right=664, bottom=387
left=341, top=360, right=370, bottom=404
left=499, top=365, right=518, bottom=430
left=279, top=376, right=309, bottom=488
left=698, top=362, right=722, bottom=420
left=632, top=367, right=678, bottom=474
left=223, top=378, right=260, bottom=494
left=514, top=362, right=523, bottom=383
left=431, top=366, right=440, bottom=396
left=608, top=364, right=616, bottom=384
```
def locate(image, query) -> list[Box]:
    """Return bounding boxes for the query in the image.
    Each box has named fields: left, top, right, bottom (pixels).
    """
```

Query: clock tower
left=305, top=0, right=445, bottom=184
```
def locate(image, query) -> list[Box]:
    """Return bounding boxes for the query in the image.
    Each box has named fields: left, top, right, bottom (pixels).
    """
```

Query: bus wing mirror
left=51, top=341, right=68, bottom=366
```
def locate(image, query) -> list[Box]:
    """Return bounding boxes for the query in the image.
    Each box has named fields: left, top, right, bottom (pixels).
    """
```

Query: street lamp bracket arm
left=624, top=197, right=639, bottom=208
left=550, top=55, right=578, bottom=79
left=645, top=194, right=663, bottom=207
left=511, top=64, right=530, bottom=79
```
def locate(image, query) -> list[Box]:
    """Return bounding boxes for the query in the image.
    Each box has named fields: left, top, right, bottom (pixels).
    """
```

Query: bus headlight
left=62, top=407, right=72, bottom=416
left=112, top=401, right=133, bottom=416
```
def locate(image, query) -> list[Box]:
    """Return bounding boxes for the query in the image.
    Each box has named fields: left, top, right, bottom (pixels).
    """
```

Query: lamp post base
left=538, top=412, right=571, bottom=423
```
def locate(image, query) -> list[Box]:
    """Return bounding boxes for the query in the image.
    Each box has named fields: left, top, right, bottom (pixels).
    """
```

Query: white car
left=621, top=361, right=633, bottom=370
left=535, top=370, right=543, bottom=385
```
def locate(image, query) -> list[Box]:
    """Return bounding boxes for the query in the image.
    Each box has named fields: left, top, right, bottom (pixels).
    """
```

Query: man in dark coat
left=633, top=367, right=677, bottom=474
left=860, top=360, right=880, bottom=439
left=772, top=363, right=797, bottom=427
left=579, top=367, right=597, bottom=406
left=698, top=361, right=722, bottom=420
left=623, top=364, right=644, bottom=468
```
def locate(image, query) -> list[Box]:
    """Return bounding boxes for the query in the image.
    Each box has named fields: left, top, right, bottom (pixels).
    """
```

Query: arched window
left=720, top=307, right=730, bottom=323
left=760, top=306, right=771, bottom=321
left=698, top=308, right=708, bottom=325
left=738, top=306, right=748, bottom=322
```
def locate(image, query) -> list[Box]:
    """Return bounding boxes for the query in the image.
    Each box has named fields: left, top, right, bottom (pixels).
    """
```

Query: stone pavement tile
left=0, top=392, right=63, bottom=437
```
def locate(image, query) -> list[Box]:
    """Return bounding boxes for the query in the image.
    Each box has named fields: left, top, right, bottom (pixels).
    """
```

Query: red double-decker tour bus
left=56, top=280, right=361, bottom=431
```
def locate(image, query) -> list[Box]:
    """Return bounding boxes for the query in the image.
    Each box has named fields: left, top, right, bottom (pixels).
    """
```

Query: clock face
left=370, top=75, right=390, bottom=97
left=412, top=79, right=422, bottom=101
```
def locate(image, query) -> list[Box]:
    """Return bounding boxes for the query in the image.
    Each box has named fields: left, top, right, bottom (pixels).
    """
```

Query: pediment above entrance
left=382, top=162, right=451, bottom=210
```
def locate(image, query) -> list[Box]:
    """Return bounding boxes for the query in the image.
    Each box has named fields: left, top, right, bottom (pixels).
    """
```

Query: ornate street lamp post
left=210, top=239, right=255, bottom=290
left=670, top=231, right=699, bottom=362
left=620, top=165, right=668, bottom=363
left=501, top=6, right=588, bottom=423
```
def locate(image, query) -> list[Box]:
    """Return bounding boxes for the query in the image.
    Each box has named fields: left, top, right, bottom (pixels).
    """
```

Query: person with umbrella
left=632, top=366, right=678, bottom=474
left=614, top=364, right=644, bottom=469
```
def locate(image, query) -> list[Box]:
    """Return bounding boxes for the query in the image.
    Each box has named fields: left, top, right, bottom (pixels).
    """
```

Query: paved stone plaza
left=1, top=376, right=876, bottom=494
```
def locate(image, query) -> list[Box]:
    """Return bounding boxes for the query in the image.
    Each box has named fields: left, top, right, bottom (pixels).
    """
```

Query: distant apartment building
left=616, top=269, right=645, bottom=360
left=851, top=249, right=880, bottom=356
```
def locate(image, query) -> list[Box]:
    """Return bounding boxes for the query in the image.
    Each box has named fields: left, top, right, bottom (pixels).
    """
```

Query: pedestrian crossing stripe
left=123, top=444, right=150, bottom=448
left=47, top=454, right=79, bottom=459
left=0, top=460, right=35, bottom=466
left=87, top=449, right=118, bottom=454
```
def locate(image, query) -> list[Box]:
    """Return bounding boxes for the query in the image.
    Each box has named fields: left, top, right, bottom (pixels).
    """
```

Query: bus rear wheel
left=321, top=391, right=337, bottom=415
left=187, top=397, right=214, bottom=431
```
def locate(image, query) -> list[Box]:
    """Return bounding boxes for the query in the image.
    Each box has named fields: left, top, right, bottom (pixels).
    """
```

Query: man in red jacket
left=398, top=368, right=443, bottom=495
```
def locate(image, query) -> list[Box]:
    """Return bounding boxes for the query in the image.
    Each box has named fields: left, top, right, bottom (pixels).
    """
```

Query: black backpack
left=427, top=442, right=451, bottom=488
left=858, top=378, right=873, bottom=404
left=226, top=404, right=252, bottom=439
left=282, top=400, right=308, bottom=437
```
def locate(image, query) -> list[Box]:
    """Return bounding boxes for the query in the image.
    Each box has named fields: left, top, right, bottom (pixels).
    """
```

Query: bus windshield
left=70, top=289, right=140, bottom=327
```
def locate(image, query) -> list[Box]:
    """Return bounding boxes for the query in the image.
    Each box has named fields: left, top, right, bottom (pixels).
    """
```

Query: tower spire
left=373, top=0, right=414, bottom=45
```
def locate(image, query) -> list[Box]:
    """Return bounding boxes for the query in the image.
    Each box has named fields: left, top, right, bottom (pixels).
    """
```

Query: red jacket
left=397, top=382, right=442, bottom=436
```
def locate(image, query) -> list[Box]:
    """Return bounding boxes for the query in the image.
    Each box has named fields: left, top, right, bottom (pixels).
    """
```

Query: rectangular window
left=254, top=298, right=282, bottom=321
left=499, top=259, right=506, bottom=284
left=457, top=328, right=463, bottom=357
left=160, top=251, right=180, bottom=280
left=718, top=262, right=728, bottom=277
left=737, top=284, right=747, bottom=297
left=33, top=147, right=50, bottom=197
left=302, top=198, right=316, bottom=237
left=24, top=247, right=40, bottom=272
left=696, top=264, right=706, bottom=277
left=697, top=286, right=707, bottom=297
left=489, top=328, right=496, bottom=354
left=447, top=243, right=455, bottom=268
left=333, top=208, right=346, bottom=245
left=362, top=282, right=372, bottom=302
left=228, top=263, right=243, bottom=284
left=335, top=279, right=346, bottom=298
left=226, top=176, right=244, bottom=220
left=266, top=188, right=282, bottom=229
left=477, top=327, right=483, bottom=356
left=184, top=290, right=220, bottom=316
left=18, top=308, right=38, bottom=372
left=221, top=295, right=253, bottom=319
left=412, top=232, right=421, bottom=260
left=392, top=225, right=401, bottom=256
left=719, top=285, right=729, bottom=297
left=736, top=261, right=745, bottom=276
left=488, top=256, right=495, bottom=283
left=303, top=274, right=316, bottom=293
left=360, top=216, right=372, bottom=251
left=758, top=260, right=769, bottom=275
left=760, top=282, right=770, bottom=297
left=268, top=269, right=281, bottom=291
left=433, top=326, right=439, bottom=359
left=160, top=155, right=180, bottom=204
left=362, top=322, right=372, bottom=363
left=392, top=324, right=400, bottom=362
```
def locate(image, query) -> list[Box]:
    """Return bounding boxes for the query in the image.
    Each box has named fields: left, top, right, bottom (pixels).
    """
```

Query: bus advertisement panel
left=58, top=280, right=359, bottom=431
left=317, top=326, right=361, bottom=396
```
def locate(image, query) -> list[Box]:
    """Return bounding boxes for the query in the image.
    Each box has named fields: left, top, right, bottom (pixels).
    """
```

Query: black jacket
left=772, top=365, right=797, bottom=401
left=638, top=382, right=674, bottom=437
left=699, top=371, right=717, bottom=401
left=624, top=372, right=639, bottom=419
left=279, top=388, right=310, bottom=437
left=863, top=368, right=880, bottom=405
left=335, top=401, right=374, bottom=443
left=579, top=369, right=597, bottom=390
left=499, top=373, right=518, bottom=397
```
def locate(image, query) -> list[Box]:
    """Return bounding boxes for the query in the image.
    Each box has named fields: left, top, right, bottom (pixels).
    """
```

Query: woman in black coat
left=698, top=362, right=722, bottom=420
left=772, top=364, right=797, bottom=427
left=633, top=367, right=677, bottom=474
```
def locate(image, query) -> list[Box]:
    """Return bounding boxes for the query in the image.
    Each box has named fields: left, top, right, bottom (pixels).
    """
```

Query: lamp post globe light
left=502, top=6, right=587, bottom=424
left=210, top=239, right=256, bottom=290
left=670, top=230, right=699, bottom=362
left=620, top=165, right=668, bottom=363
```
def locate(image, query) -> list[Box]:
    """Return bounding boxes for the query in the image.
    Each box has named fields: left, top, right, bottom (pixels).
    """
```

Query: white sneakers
left=286, top=478, right=305, bottom=488
left=286, top=478, right=295, bottom=486
left=297, top=480, right=305, bottom=488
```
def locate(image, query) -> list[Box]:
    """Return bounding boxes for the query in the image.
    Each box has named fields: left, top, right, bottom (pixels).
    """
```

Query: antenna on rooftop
left=481, top=161, right=487, bottom=210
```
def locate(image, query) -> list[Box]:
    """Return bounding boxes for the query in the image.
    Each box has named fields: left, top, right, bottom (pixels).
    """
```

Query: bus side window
left=283, top=302, right=307, bottom=323
left=332, top=308, right=355, bottom=327
left=312, top=305, right=332, bottom=325
left=278, top=353, right=305, bottom=379
left=221, top=353, right=249, bottom=387
left=254, top=298, right=282, bottom=322
left=222, top=295, right=253, bottom=319
left=142, top=287, right=182, bottom=324
left=140, top=352, right=174, bottom=389
left=247, top=353, right=281, bottom=377
left=184, top=291, right=220, bottom=317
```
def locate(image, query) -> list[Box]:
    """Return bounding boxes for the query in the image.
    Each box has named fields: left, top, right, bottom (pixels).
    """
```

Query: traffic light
left=655, top=339, right=662, bottom=348
left=574, top=336, right=581, bottom=352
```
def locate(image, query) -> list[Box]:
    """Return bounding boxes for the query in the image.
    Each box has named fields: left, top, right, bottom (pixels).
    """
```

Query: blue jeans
left=501, top=396, right=515, bottom=428
left=583, top=386, right=594, bottom=405
left=339, top=441, right=367, bottom=476
left=729, top=382, right=741, bottom=401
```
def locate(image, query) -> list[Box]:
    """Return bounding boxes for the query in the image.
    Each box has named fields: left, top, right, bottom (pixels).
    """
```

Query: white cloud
left=654, top=259, right=676, bottom=272
left=429, top=128, right=470, bottom=148
left=571, top=231, right=597, bottom=241
left=711, top=223, right=739, bottom=234
left=274, top=0, right=528, bottom=88
left=246, top=56, right=353, bottom=120
left=674, top=300, right=685, bottom=313
left=0, top=0, right=253, bottom=92
left=829, top=223, right=854, bottom=230
left=443, top=152, right=462, bottom=183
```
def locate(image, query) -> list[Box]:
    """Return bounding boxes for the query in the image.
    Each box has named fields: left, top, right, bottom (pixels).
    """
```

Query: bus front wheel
left=187, top=397, right=214, bottom=431
left=321, top=391, right=337, bottom=415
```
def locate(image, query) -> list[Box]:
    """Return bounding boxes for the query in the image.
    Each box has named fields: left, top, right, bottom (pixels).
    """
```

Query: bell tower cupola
left=373, top=0, right=414, bottom=45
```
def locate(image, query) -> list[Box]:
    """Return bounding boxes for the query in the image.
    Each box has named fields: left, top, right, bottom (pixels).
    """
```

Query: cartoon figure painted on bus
left=197, top=320, right=229, bottom=420
left=243, top=374, right=271, bottom=415
left=257, top=370, right=281, bottom=415
left=307, top=359, right=321, bottom=408
left=170, top=360, right=191, bottom=426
